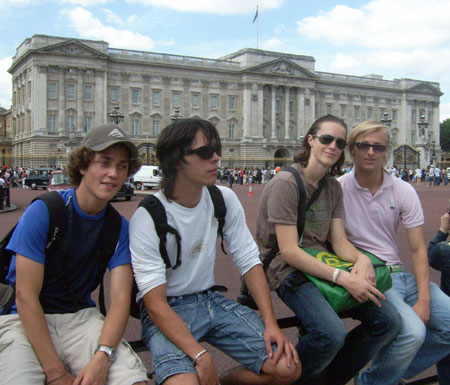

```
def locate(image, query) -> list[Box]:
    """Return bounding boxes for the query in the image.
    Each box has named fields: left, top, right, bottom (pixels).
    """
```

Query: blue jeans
left=359, top=272, right=450, bottom=385
left=140, top=291, right=269, bottom=385
left=277, top=273, right=401, bottom=385
left=428, top=230, right=450, bottom=384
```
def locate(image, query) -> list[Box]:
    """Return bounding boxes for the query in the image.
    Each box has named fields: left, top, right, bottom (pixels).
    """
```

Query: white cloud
left=262, top=38, right=283, bottom=51
left=102, top=8, right=125, bottom=26
left=124, top=0, right=283, bottom=14
left=329, top=52, right=361, bottom=73
left=62, top=7, right=155, bottom=50
left=61, top=0, right=111, bottom=5
left=440, top=102, right=450, bottom=122
left=0, top=56, right=12, bottom=109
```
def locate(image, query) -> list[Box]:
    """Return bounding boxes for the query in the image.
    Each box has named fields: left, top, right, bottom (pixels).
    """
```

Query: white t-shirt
left=338, top=169, right=424, bottom=265
left=130, top=185, right=261, bottom=298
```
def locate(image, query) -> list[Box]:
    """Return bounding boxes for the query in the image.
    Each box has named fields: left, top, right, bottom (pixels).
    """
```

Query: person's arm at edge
left=73, top=264, right=133, bottom=385
left=243, top=264, right=299, bottom=366
left=407, top=225, right=431, bottom=324
left=15, top=254, right=75, bottom=383
left=143, top=284, right=219, bottom=385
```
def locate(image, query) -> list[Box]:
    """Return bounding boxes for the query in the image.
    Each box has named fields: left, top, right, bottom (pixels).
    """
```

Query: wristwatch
left=94, top=344, right=116, bottom=362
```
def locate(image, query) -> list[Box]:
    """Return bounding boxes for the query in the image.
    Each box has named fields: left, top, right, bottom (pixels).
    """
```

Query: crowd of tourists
left=1, top=116, right=450, bottom=385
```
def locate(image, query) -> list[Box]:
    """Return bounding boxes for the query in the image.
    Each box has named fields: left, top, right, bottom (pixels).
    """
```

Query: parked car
left=114, top=179, right=134, bottom=201
left=25, top=168, right=55, bottom=190
left=47, top=170, right=72, bottom=192
left=132, top=165, right=161, bottom=190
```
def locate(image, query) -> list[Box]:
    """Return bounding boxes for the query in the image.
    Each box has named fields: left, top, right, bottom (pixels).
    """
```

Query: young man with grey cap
left=0, top=124, right=148, bottom=385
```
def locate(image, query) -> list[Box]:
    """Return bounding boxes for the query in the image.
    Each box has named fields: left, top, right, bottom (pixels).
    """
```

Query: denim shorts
left=141, top=290, right=269, bottom=385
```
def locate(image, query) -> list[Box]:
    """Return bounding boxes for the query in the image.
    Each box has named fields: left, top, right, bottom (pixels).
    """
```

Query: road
left=1, top=181, right=449, bottom=384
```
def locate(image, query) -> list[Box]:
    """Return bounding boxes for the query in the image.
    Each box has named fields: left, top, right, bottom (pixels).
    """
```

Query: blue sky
left=1, top=0, right=450, bottom=122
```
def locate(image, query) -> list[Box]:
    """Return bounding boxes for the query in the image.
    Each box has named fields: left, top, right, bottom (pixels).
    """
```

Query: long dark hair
left=293, top=114, right=347, bottom=176
left=157, top=118, right=221, bottom=200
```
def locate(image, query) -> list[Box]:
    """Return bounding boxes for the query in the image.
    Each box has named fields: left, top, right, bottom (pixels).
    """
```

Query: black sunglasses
left=355, top=142, right=387, bottom=153
left=312, top=134, right=347, bottom=150
left=183, top=144, right=221, bottom=160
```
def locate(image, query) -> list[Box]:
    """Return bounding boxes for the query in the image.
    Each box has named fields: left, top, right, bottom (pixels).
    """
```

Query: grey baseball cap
left=82, top=124, right=138, bottom=159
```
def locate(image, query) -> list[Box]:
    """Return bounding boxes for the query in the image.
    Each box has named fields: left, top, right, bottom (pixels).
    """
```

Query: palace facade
left=8, top=34, right=442, bottom=168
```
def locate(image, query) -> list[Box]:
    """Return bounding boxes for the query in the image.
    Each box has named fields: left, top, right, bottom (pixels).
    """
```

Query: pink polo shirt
left=338, top=169, right=424, bottom=265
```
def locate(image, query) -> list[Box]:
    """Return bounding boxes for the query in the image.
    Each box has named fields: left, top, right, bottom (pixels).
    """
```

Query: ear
left=79, top=168, right=86, bottom=176
left=307, top=134, right=314, bottom=147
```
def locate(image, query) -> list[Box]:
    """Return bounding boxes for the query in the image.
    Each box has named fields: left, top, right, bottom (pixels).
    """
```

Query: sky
left=1, top=0, right=450, bottom=122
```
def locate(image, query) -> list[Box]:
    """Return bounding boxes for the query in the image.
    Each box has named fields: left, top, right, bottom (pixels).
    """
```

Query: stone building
left=0, top=107, right=12, bottom=166
left=8, top=34, right=442, bottom=168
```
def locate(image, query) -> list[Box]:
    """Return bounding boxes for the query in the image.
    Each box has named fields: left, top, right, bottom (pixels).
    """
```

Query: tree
left=440, top=119, right=450, bottom=152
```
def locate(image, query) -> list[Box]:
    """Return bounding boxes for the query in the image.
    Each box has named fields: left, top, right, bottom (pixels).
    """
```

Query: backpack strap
left=262, top=167, right=327, bottom=270
left=95, top=204, right=122, bottom=316
left=139, top=195, right=182, bottom=269
left=206, top=185, right=227, bottom=255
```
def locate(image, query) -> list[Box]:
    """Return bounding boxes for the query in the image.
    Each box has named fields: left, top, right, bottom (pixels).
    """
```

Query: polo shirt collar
left=350, top=167, right=393, bottom=193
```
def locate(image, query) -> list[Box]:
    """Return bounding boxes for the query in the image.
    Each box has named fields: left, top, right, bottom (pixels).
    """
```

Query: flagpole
left=256, top=5, right=259, bottom=49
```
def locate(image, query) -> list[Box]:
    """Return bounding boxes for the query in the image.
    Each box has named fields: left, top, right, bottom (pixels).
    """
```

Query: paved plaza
left=1, top=181, right=449, bottom=384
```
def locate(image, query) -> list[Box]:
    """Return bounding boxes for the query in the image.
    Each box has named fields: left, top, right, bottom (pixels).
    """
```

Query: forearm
left=144, top=294, right=204, bottom=359
left=411, top=250, right=431, bottom=303
left=16, top=295, right=65, bottom=378
left=98, top=298, right=130, bottom=349
left=243, top=265, right=277, bottom=326
left=331, top=238, right=361, bottom=264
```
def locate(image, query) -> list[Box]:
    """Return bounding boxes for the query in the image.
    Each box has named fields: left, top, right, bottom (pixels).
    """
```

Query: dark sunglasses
left=183, top=144, right=221, bottom=160
left=312, top=134, right=347, bottom=150
left=355, top=142, right=387, bottom=153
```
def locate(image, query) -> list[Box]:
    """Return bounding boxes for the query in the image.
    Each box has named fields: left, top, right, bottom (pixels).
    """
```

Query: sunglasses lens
left=373, top=144, right=386, bottom=153
left=356, top=142, right=371, bottom=151
left=335, top=138, right=347, bottom=150
left=318, top=135, right=334, bottom=145
left=192, top=145, right=221, bottom=159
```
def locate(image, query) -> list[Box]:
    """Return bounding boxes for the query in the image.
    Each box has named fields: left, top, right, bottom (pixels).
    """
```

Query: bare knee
left=163, top=373, right=199, bottom=385
left=262, top=354, right=302, bottom=384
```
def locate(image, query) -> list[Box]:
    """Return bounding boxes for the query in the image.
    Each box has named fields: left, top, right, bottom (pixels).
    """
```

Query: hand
left=195, top=352, right=220, bottom=385
left=263, top=323, right=299, bottom=368
left=72, top=353, right=110, bottom=385
left=440, top=212, right=450, bottom=234
left=413, top=299, right=431, bottom=324
left=351, top=254, right=376, bottom=286
left=339, top=271, right=385, bottom=307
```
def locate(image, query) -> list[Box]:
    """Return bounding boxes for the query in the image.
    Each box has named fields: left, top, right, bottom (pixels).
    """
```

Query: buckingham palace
left=7, top=34, right=442, bottom=169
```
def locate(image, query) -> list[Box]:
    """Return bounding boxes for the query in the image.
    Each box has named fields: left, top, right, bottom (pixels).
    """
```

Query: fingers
left=264, top=337, right=273, bottom=360
left=272, top=338, right=283, bottom=364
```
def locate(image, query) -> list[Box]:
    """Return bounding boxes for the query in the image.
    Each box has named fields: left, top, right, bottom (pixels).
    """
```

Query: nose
left=211, top=151, right=220, bottom=162
left=367, top=146, right=375, bottom=155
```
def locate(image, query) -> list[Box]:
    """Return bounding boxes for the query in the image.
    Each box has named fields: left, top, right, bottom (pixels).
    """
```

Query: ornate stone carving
left=272, top=61, right=292, bottom=75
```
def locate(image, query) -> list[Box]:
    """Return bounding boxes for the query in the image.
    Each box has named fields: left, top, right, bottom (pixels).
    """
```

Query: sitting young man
left=339, top=120, right=450, bottom=385
left=129, top=118, right=301, bottom=385
left=0, top=124, right=148, bottom=385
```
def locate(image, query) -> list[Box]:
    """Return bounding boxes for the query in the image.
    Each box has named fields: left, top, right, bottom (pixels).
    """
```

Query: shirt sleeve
left=129, top=206, right=167, bottom=298
left=107, top=216, right=132, bottom=270
left=220, top=187, right=261, bottom=276
left=399, top=182, right=424, bottom=228
left=6, top=199, right=50, bottom=264
left=329, top=178, right=344, bottom=219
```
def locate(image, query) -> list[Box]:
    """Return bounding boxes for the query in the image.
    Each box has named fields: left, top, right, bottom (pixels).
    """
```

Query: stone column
left=255, top=83, right=264, bottom=138
left=297, top=90, right=305, bottom=140
left=284, top=86, right=290, bottom=140
left=271, top=85, right=277, bottom=139
left=242, top=83, right=252, bottom=138
left=77, top=69, right=84, bottom=133
left=58, top=68, right=65, bottom=132
left=310, top=92, right=316, bottom=126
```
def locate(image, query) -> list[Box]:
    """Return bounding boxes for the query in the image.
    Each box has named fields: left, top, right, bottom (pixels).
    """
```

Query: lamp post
left=431, top=140, right=436, bottom=165
left=170, top=109, right=183, bottom=122
left=380, top=112, right=392, bottom=127
left=418, top=114, right=428, bottom=136
left=64, top=124, right=80, bottom=153
left=109, top=105, right=124, bottom=125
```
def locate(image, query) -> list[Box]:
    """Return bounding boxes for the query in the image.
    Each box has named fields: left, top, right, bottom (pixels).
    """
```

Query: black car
left=114, top=180, right=134, bottom=201
left=25, top=168, right=55, bottom=190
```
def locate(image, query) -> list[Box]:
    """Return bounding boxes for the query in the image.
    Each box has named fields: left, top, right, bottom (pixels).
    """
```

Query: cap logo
left=108, top=128, right=125, bottom=138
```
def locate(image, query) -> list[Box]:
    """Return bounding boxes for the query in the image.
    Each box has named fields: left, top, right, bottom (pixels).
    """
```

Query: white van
left=132, top=165, right=161, bottom=190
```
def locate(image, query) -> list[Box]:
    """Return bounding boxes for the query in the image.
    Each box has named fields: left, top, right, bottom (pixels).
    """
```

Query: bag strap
left=263, top=167, right=327, bottom=270
left=95, top=204, right=122, bottom=316
left=139, top=195, right=182, bottom=269
left=206, top=185, right=227, bottom=255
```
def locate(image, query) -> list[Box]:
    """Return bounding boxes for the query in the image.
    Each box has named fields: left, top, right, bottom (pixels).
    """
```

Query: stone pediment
left=37, top=40, right=108, bottom=59
left=246, top=58, right=318, bottom=79
left=407, top=83, right=442, bottom=96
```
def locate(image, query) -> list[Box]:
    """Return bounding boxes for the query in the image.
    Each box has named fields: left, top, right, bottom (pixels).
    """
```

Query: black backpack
left=129, top=185, right=227, bottom=319
left=0, top=191, right=121, bottom=315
